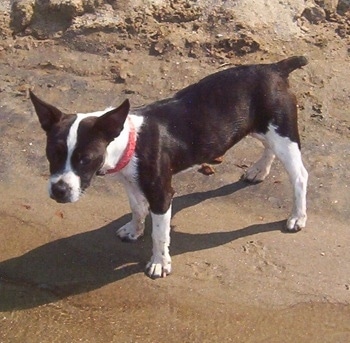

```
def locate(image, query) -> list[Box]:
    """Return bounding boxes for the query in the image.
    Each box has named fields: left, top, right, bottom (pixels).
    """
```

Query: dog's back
left=134, top=56, right=308, bottom=174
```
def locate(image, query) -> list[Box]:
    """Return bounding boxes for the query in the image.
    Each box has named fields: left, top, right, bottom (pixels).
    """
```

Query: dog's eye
left=79, top=156, right=92, bottom=166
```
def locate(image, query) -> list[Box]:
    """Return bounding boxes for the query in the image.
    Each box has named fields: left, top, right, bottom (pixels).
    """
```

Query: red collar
left=106, top=118, right=136, bottom=174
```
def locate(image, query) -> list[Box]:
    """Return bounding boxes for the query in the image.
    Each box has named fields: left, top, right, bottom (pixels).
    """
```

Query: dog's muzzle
left=50, top=180, right=75, bottom=203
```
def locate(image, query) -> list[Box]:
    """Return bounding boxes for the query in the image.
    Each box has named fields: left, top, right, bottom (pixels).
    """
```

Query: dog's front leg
left=146, top=205, right=172, bottom=279
left=117, top=182, right=149, bottom=242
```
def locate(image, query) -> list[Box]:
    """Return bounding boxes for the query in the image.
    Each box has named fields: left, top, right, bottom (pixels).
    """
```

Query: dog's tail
left=276, top=56, right=308, bottom=76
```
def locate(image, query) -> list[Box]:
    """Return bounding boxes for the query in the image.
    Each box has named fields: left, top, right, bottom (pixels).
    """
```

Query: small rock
left=10, top=0, right=35, bottom=32
left=198, top=164, right=215, bottom=176
left=314, top=0, right=339, bottom=13
left=302, top=5, right=326, bottom=24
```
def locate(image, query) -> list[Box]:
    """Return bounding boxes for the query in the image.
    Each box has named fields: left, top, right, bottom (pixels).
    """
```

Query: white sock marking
left=146, top=206, right=172, bottom=278
left=263, top=125, right=308, bottom=230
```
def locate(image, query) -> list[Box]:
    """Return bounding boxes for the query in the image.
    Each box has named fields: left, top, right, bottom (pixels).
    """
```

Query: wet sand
left=1, top=137, right=350, bottom=341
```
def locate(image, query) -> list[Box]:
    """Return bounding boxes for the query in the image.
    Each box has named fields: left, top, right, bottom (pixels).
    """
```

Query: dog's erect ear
left=29, top=91, right=63, bottom=132
left=94, top=99, right=130, bottom=141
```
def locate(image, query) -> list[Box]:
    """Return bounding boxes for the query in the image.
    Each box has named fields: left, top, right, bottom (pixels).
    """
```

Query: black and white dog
left=30, top=56, right=308, bottom=278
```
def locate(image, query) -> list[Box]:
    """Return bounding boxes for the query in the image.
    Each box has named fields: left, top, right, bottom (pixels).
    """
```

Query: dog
left=30, top=56, right=308, bottom=278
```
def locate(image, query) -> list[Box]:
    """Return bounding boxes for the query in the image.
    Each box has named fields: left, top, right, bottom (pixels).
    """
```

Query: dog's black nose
left=51, top=180, right=70, bottom=203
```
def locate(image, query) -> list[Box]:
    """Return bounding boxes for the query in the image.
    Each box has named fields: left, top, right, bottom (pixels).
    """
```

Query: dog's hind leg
left=244, top=134, right=275, bottom=183
left=117, top=182, right=149, bottom=242
left=263, top=124, right=308, bottom=232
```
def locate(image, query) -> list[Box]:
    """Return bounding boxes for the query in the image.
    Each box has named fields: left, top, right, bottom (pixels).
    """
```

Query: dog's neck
left=99, top=113, right=143, bottom=175
left=106, top=117, right=136, bottom=174
left=98, top=116, right=132, bottom=174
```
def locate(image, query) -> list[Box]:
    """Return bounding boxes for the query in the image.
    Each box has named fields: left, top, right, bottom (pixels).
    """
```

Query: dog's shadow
left=0, top=181, right=284, bottom=311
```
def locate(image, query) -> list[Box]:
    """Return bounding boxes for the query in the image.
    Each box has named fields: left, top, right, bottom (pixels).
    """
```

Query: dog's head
left=30, top=91, right=130, bottom=203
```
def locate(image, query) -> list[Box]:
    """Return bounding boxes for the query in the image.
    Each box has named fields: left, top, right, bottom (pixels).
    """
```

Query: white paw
left=116, top=222, right=142, bottom=242
left=286, top=214, right=307, bottom=232
left=145, top=255, right=172, bottom=279
left=244, top=164, right=269, bottom=183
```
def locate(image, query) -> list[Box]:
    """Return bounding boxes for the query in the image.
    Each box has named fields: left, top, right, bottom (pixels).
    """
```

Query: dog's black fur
left=132, top=56, right=307, bottom=214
